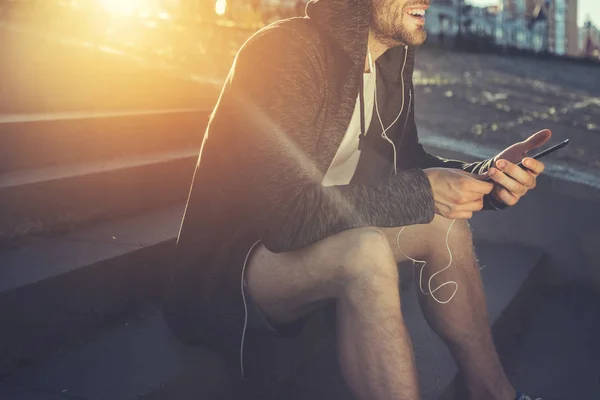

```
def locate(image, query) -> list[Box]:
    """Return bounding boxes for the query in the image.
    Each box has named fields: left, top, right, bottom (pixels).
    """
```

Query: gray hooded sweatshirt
left=163, top=0, right=497, bottom=380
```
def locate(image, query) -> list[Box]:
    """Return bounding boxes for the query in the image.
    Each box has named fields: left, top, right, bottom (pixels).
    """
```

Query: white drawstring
left=371, top=44, right=408, bottom=177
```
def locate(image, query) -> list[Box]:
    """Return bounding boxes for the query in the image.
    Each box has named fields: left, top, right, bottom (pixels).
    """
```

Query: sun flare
left=97, top=0, right=146, bottom=16
left=215, top=0, right=227, bottom=16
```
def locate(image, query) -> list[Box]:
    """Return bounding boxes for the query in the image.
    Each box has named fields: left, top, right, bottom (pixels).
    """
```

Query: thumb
left=523, top=129, right=552, bottom=152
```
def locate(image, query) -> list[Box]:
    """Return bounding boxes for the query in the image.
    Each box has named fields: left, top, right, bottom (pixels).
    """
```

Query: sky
left=467, top=0, right=599, bottom=27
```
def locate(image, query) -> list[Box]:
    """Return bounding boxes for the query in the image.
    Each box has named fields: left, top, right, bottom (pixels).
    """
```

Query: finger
left=495, top=159, right=536, bottom=190
left=458, top=173, right=494, bottom=194
left=453, top=190, right=487, bottom=204
left=446, top=211, right=474, bottom=220
left=489, top=167, right=529, bottom=195
left=469, top=171, right=490, bottom=181
left=457, top=199, right=484, bottom=212
left=522, top=129, right=552, bottom=152
left=448, top=198, right=484, bottom=218
left=521, top=157, right=545, bottom=176
left=493, top=188, right=519, bottom=207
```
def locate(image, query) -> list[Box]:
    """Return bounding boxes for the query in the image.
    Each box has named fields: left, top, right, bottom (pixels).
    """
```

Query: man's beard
left=371, top=0, right=428, bottom=47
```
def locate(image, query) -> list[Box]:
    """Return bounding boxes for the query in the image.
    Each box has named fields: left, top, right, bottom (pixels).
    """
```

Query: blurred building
left=425, top=0, right=499, bottom=42
left=546, top=0, right=578, bottom=55
left=468, top=4, right=500, bottom=36
left=426, top=1, right=529, bottom=49
left=425, top=0, right=459, bottom=38
left=427, top=0, right=580, bottom=56
left=499, top=0, right=547, bottom=51
left=501, top=0, right=578, bottom=55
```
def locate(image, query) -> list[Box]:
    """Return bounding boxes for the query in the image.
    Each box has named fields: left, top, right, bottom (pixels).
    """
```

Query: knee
left=424, top=216, right=474, bottom=258
left=337, top=227, right=399, bottom=286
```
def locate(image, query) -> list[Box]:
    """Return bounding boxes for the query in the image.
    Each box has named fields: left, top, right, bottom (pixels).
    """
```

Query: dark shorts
left=243, top=275, right=278, bottom=334
left=242, top=241, right=307, bottom=338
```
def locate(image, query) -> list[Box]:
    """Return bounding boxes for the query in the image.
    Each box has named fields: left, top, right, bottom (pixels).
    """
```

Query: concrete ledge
left=0, top=109, right=209, bottom=172
left=0, top=151, right=195, bottom=240
left=0, top=206, right=183, bottom=375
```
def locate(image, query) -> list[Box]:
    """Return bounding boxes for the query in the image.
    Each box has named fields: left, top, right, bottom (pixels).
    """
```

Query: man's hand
left=424, top=168, right=494, bottom=219
left=487, top=129, right=551, bottom=207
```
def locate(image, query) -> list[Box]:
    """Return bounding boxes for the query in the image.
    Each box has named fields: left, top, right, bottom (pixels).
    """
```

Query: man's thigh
left=245, top=215, right=472, bottom=328
left=244, top=227, right=389, bottom=327
left=380, top=214, right=473, bottom=265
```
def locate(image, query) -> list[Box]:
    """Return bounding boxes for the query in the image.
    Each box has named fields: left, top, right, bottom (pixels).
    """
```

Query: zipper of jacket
left=378, top=45, right=409, bottom=176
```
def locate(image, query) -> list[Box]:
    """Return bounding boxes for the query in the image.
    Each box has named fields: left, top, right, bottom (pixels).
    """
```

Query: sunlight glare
left=97, top=0, right=146, bottom=16
left=215, top=0, right=227, bottom=16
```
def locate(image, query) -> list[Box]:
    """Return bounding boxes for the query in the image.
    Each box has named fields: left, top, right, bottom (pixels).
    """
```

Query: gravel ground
left=413, top=48, right=600, bottom=171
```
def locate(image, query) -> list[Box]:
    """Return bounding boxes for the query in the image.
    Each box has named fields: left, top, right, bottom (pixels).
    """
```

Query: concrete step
left=0, top=239, right=547, bottom=400
left=1, top=307, right=233, bottom=400
left=0, top=109, right=209, bottom=172
left=427, top=241, right=548, bottom=400
left=0, top=383, right=68, bottom=400
left=0, top=150, right=195, bottom=241
left=0, top=205, right=184, bottom=374
left=501, top=287, right=600, bottom=399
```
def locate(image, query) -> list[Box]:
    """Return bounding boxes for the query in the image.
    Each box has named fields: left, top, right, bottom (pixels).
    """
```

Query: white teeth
left=408, top=9, right=425, bottom=16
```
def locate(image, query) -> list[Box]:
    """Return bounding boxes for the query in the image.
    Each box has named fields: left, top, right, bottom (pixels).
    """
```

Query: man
left=163, top=0, right=551, bottom=399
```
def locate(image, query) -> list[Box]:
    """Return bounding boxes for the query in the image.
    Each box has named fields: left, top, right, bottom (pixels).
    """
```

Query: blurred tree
left=525, top=0, right=548, bottom=52
left=583, top=18, right=598, bottom=59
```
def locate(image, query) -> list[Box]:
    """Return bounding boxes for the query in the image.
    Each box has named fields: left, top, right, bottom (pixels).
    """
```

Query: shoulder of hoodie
left=235, top=17, right=326, bottom=78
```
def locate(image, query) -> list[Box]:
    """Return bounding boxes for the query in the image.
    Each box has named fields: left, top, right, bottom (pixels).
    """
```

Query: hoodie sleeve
left=398, top=83, right=503, bottom=210
left=214, top=25, right=437, bottom=253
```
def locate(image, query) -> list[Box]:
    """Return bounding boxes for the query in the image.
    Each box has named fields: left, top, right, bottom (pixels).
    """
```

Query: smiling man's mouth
left=405, top=5, right=429, bottom=24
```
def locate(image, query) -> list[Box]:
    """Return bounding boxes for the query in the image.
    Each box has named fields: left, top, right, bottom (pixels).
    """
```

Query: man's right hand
left=424, top=168, right=494, bottom=219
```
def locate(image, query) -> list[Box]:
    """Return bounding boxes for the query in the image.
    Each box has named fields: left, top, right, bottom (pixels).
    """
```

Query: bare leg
left=336, top=231, right=420, bottom=400
left=382, top=215, right=515, bottom=400
left=246, top=228, right=420, bottom=400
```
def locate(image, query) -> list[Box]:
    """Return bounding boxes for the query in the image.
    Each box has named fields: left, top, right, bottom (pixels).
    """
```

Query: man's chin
left=404, top=30, right=427, bottom=47
left=390, top=29, right=427, bottom=47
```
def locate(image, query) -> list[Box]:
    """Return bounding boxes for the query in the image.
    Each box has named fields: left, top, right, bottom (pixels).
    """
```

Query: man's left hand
left=487, top=129, right=552, bottom=207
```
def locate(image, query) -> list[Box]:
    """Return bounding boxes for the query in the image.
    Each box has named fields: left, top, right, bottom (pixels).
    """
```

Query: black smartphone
left=484, top=139, right=569, bottom=182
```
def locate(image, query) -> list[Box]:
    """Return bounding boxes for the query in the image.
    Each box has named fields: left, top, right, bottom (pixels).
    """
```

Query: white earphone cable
left=239, top=239, right=262, bottom=379
left=370, top=45, right=408, bottom=177
left=370, top=45, right=458, bottom=305
left=396, top=219, right=458, bottom=304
